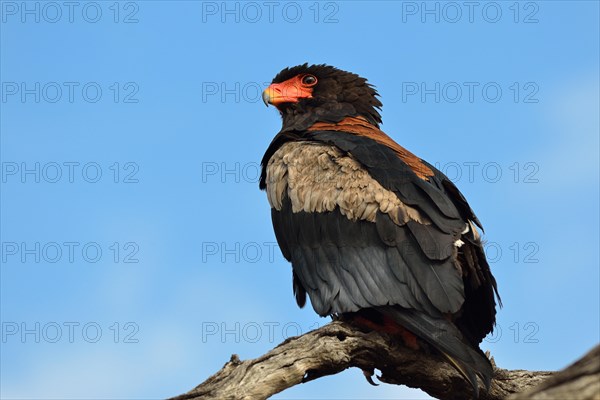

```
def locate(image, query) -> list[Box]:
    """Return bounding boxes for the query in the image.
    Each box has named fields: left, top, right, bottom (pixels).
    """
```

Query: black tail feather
left=376, top=306, right=493, bottom=397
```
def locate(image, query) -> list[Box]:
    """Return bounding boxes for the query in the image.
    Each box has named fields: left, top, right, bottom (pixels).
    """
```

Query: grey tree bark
left=170, top=321, right=599, bottom=400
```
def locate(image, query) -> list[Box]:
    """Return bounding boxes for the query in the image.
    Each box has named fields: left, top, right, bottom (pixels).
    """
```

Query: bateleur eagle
left=259, top=64, right=501, bottom=396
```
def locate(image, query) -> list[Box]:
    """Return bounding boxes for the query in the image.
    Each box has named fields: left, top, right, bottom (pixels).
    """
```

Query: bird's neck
left=279, top=102, right=379, bottom=132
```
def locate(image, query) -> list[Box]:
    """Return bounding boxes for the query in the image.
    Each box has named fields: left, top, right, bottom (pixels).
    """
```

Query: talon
left=362, top=368, right=379, bottom=386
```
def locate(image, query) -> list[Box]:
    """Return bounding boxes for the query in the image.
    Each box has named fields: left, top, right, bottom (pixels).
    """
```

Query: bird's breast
left=265, top=141, right=427, bottom=225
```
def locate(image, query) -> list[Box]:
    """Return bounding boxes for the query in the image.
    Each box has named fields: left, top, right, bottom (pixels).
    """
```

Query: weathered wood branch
left=508, top=344, right=600, bottom=400
left=171, top=321, right=598, bottom=400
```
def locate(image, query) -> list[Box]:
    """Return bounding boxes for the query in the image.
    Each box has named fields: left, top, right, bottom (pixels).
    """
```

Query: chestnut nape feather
left=271, top=63, right=383, bottom=131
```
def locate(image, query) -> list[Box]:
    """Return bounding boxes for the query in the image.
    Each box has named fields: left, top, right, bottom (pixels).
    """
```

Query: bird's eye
left=301, top=74, right=317, bottom=86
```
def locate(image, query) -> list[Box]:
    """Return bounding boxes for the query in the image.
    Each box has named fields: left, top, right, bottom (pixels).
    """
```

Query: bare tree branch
left=170, top=321, right=598, bottom=400
left=508, top=344, right=600, bottom=400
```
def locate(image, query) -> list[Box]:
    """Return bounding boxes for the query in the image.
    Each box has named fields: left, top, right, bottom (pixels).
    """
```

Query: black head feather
left=270, top=64, right=383, bottom=131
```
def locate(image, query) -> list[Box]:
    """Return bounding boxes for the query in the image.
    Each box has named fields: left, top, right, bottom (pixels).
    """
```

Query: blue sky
left=1, top=1, right=598, bottom=399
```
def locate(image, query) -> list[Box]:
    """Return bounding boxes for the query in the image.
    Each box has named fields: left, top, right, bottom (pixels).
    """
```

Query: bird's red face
left=262, top=73, right=318, bottom=107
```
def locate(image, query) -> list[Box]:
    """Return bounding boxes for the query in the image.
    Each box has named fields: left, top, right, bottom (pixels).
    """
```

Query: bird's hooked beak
left=262, top=78, right=313, bottom=107
left=262, top=89, right=271, bottom=107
